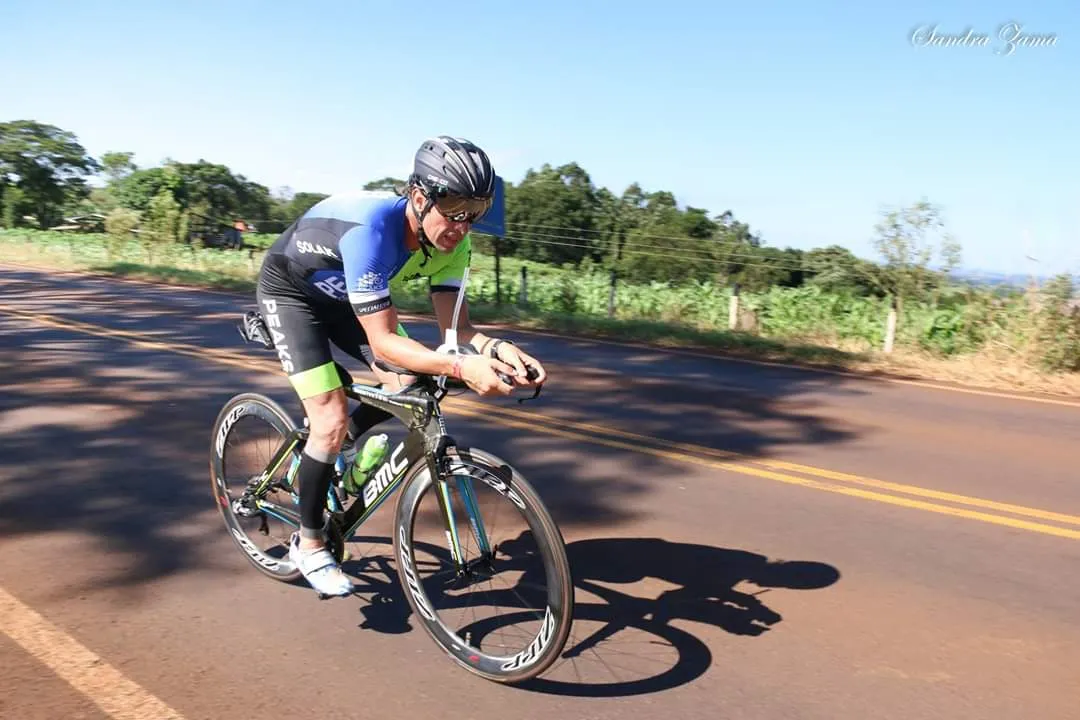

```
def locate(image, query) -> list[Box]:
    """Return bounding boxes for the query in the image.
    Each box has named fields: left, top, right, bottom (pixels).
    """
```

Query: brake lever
left=497, top=365, right=544, bottom=403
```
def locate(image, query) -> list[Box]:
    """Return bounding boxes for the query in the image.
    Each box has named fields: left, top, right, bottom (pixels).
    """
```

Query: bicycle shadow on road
left=517, top=536, right=841, bottom=697
left=344, top=533, right=840, bottom=698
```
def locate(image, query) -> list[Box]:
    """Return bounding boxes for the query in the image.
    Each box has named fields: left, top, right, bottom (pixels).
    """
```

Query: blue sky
left=3, top=1, right=1077, bottom=276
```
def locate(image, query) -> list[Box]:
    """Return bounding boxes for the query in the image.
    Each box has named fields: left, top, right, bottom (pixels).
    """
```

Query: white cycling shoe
left=288, top=533, right=354, bottom=598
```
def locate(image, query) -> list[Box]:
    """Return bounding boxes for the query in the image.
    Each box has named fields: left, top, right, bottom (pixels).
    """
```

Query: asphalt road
left=2, top=265, right=1079, bottom=720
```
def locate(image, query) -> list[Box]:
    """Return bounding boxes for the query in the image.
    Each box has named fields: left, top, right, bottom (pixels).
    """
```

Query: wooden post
left=608, top=269, right=617, bottom=318
left=519, top=266, right=528, bottom=307
left=884, top=298, right=898, bottom=353
left=729, top=283, right=740, bottom=330
left=494, top=236, right=502, bottom=306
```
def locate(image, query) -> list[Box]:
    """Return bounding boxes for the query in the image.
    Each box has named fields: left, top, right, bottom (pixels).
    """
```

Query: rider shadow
left=344, top=533, right=840, bottom=697
left=338, top=538, right=415, bottom=635
left=513, top=536, right=841, bottom=697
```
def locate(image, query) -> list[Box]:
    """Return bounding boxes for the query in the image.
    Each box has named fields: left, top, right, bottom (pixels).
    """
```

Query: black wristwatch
left=489, top=338, right=515, bottom=360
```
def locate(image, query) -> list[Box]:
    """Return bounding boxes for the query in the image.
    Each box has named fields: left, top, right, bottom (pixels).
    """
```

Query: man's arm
left=430, top=290, right=492, bottom=354
left=357, top=304, right=459, bottom=378
left=430, top=291, right=546, bottom=385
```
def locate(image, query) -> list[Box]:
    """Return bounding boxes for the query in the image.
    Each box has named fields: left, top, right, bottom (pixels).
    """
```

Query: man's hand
left=491, top=341, right=547, bottom=386
left=461, top=355, right=518, bottom=397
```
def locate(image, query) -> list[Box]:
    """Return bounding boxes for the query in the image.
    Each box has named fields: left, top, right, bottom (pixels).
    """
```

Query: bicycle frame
left=241, top=376, right=490, bottom=571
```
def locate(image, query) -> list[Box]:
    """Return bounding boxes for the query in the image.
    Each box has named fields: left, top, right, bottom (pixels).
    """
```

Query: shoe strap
left=294, top=546, right=339, bottom=576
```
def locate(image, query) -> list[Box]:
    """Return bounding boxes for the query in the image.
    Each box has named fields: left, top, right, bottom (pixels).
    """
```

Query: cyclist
left=249, top=136, right=546, bottom=597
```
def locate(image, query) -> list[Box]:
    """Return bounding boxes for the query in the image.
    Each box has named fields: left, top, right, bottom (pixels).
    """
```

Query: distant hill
left=952, top=270, right=1079, bottom=290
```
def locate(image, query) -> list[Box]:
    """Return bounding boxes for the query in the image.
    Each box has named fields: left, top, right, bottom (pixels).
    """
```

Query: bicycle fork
left=432, top=458, right=493, bottom=576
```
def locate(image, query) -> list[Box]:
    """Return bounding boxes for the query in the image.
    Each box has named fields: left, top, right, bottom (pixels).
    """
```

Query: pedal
left=238, top=311, right=275, bottom=350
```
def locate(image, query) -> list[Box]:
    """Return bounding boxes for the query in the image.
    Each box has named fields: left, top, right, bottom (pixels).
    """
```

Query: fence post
left=494, top=236, right=502, bottom=306
left=729, top=283, right=740, bottom=330
left=608, top=268, right=617, bottom=318
left=884, top=297, right=898, bottom=353
left=519, top=266, right=528, bottom=307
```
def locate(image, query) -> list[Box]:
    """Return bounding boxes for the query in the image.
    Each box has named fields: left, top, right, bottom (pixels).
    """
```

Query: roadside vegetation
left=2, top=119, right=1078, bottom=396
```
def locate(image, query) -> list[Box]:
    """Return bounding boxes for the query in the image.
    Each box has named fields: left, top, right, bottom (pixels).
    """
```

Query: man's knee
left=302, top=389, right=348, bottom=451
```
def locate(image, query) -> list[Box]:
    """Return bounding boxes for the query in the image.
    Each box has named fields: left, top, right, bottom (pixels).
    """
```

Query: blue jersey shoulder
left=302, top=190, right=403, bottom=226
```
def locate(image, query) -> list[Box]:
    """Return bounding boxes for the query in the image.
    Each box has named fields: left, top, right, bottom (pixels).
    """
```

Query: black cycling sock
left=296, top=447, right=334, bottom=537
left=346, top=402, right=393, bottom=444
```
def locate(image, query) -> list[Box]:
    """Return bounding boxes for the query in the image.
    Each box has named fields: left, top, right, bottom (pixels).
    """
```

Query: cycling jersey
left=256, top=190, right=472, bottom=399
left=264, top=191, right=471, bottom=315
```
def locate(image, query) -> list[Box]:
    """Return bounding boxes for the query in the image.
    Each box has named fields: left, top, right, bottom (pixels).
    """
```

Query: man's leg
left=324, top=313, right=406, bottom=437
left=292, top=384, right=348, bottom=549
left=256, top=280, right=353, bottom=596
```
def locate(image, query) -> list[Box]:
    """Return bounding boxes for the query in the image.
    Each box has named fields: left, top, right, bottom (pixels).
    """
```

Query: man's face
left=412, top=188, right=489, bottom=252
left=423, top=202, right=470, bottom=252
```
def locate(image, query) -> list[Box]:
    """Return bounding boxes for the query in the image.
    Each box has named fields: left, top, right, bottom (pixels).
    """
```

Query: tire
left=393, top=445, right=574, bottom=684
left=210, top=392, right=303, bottom=582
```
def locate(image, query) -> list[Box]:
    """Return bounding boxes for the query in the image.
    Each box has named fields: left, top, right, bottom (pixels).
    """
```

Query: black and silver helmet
left=411, top=136, right=496, bottom=200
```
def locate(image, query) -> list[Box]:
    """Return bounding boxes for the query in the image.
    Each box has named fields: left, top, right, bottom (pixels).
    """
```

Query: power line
left=499, top=226, right=816, bottom=265
left=501, top=233, right=811, bottom=274
left=497, top=232, right=993, bottom=283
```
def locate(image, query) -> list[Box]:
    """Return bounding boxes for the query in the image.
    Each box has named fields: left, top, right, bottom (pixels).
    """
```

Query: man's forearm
left=373, top=333, right=458, bottom=376
left=461, top=330, right=493, bottom=355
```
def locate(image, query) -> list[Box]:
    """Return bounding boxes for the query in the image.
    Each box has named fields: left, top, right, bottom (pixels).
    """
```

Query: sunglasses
left=432, top=194, right=492, bottom=224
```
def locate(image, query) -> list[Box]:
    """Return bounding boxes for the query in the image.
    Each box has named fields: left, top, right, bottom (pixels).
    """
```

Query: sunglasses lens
left=435, top=195, right=492, bottom=223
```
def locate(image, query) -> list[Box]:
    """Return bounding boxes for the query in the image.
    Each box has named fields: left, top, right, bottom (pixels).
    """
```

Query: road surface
left=2, top=265, right=1078, bottom=719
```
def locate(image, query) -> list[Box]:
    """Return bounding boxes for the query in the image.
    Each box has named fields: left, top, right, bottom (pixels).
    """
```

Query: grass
left=3, top=229, right=1079, bottom=398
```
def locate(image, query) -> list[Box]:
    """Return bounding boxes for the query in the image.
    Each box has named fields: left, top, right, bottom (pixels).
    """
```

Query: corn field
left=4, top=229, right=1078, bottom=372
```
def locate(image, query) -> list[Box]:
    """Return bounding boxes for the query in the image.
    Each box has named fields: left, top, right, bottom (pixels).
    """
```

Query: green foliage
left=100, top=151, right=136, bottom=182
left=10, top=118, right=1076, bottom=376
left=503, top=163, right=602, bottom=265
left=112, top=165, right=183, bottom=212
left=1036, top=274, right=1080, bottom=372
left=110, top=159, right=270, bottom=224
left=104, top=207, right=140, bottom=261
left=1, top=185, right=25, bottom=228
left=0, top=120, right=100, bottom=228
left=105, top=207, right=139, bottom=237
left=870, top=199, right=961, bottom=313
left=4, top=228, right=1079, bottom=376
left=140, top=190, right=184, bottom=263
left=363, top=177, right=406, bottom=192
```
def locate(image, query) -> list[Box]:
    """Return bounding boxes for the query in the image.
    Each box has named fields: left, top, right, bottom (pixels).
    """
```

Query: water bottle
left=343, top=433, right=389, bottom=496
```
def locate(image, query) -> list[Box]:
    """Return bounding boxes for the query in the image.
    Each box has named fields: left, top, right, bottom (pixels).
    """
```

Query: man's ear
left=409, top=187, right=426, bottom=214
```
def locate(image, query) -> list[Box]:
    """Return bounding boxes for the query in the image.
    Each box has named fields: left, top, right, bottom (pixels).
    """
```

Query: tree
left=504, top=163, right=601, bottom=265
left=284, top=191, right=328, bottom=219
left=869, top=199, right=961, bottom=314
left=0, top=120, right=100, bottom=228
left=112, top=166, right=184, bottom=212
left=363, top=176, right=406, bottom=192
left=803, top=245, right=879, bottom=295
left=100, top=151, right=136, bottom=183
left=167, top=160, right=272, bottom=221
left=141, top=189, right=185, bottom=262
left=111, top=159, right=272, bottom=223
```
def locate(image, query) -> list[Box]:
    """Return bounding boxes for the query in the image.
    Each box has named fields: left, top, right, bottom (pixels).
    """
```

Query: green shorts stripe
left=289, top=361, right=342, bottom=399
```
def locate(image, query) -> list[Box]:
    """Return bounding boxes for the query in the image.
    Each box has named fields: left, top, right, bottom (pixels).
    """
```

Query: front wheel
left=393, top=446, right=574, bottom=684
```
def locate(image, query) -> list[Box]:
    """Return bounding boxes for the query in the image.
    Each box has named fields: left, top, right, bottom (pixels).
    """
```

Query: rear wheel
left=210, top=392, right=304, bottom=582
left=393, top=446, right=574, bottom=684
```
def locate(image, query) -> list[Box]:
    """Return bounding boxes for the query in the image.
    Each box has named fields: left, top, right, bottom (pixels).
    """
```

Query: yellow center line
left=457, top=400, right=1080, bottom=528
left=3, top=304, right=1078, bottom=541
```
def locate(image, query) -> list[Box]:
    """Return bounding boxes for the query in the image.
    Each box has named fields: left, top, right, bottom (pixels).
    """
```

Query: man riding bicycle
left=249, top=136, right=546, bottom=597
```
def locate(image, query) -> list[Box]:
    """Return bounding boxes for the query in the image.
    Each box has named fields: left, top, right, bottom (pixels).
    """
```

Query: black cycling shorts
left=255, top=253, right=407, bottom=398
